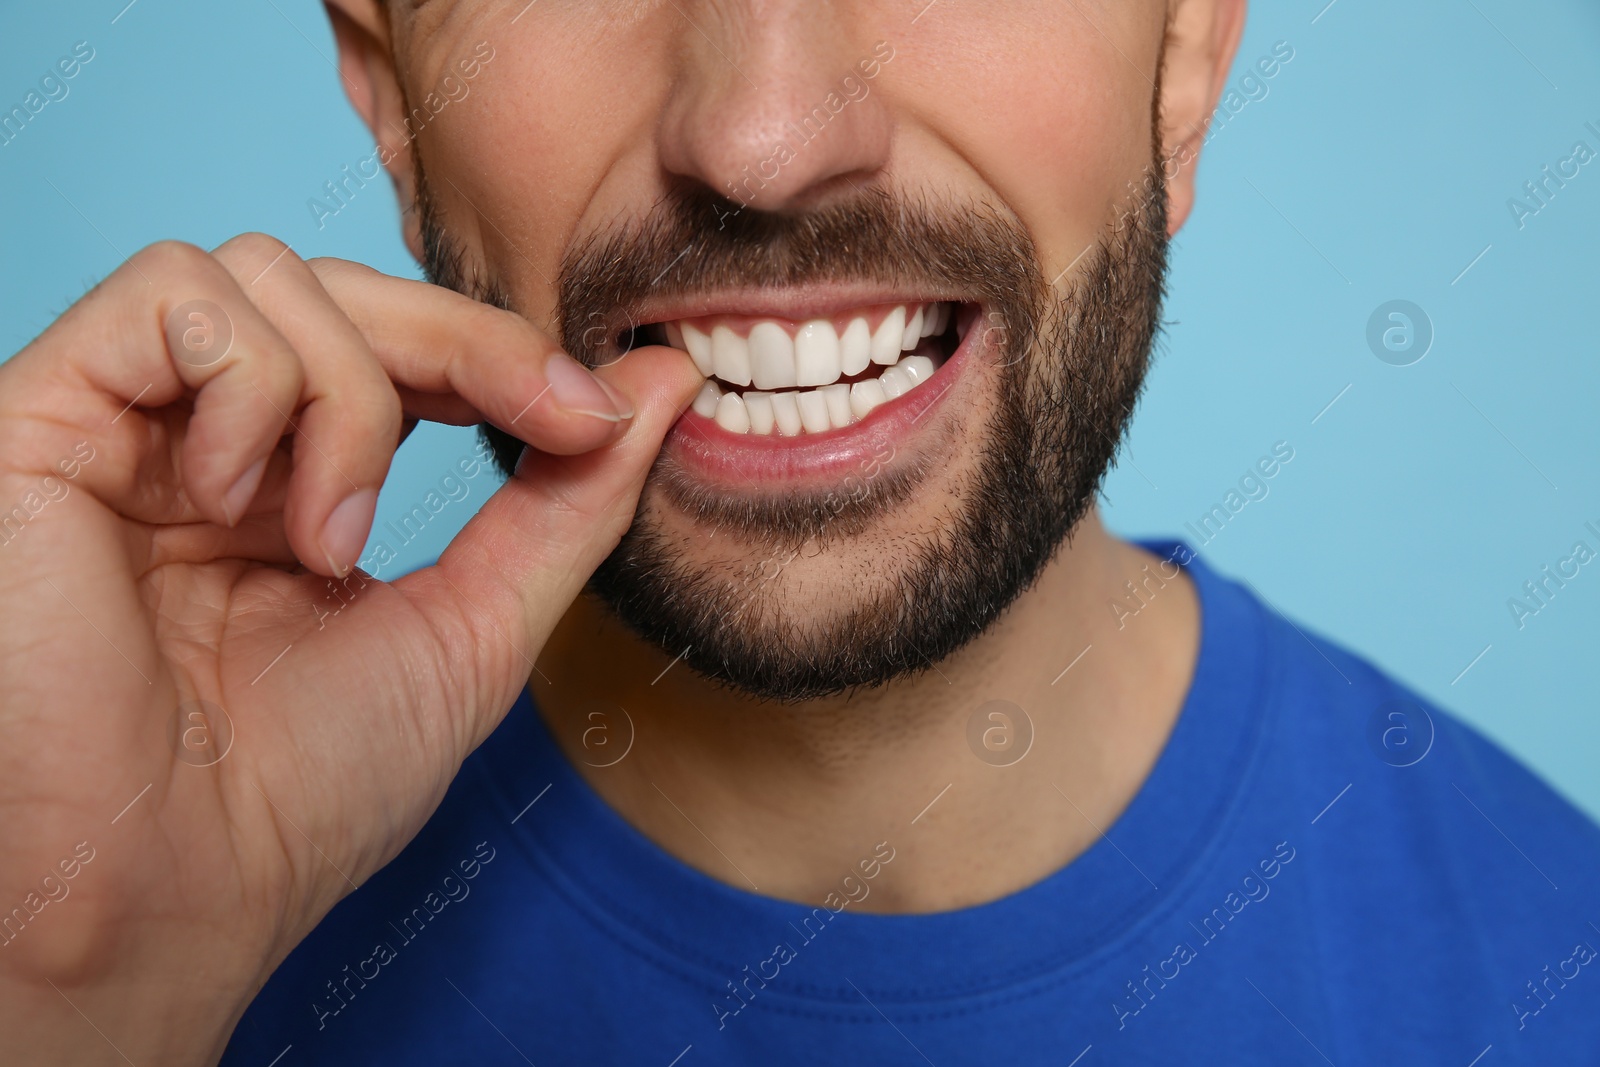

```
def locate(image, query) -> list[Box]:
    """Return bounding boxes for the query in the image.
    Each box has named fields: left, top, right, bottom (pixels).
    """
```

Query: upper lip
left=617, top=282, right=973, bottom=330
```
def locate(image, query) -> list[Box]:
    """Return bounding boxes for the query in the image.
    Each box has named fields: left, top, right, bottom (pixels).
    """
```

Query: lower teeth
left=693, top=353, right=939, bottom=435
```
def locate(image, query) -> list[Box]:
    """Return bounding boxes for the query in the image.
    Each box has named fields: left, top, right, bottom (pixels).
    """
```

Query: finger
left=2, top=241, right=305, bottom=531
left=212, top=234, right=400, bottom=577
left=375, top=343, right=701, bottom=753
left=307, top=258, right=634, bottom=455
left=137, top=513, right=299, bottom=573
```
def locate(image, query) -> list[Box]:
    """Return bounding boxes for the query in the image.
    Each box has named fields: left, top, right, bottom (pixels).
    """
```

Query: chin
left=588, top=290, right=1038, bottom=704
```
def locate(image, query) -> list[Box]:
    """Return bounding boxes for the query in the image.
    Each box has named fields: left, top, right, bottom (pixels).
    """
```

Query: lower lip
left=662, top=327, right=975, bottom=487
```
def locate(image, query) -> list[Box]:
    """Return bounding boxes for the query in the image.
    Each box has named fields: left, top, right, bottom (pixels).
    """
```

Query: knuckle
left=304, top=255, right=354, bottom=279
left=303, top=257, right=376, bottom=311
left=283, top=350, right=310, bottom=395
left=256, top=342, right=307, bottom=398
left=467, top=301, right=543, bottom=354
left=133, top=239, right=218, bottom=283
left=219, top=231, right=296, bottom=269
left=460, top=297, right=516, bottom=334
left=219, top=230, right=291, bottom=260
left=538, top=476, right=599, bottom=527
left=353, top=382, right=404, bottom=445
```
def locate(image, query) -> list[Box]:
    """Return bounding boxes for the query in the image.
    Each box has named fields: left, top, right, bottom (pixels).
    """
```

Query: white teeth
left=871, top=307, right=905, bottom=365
left=878, top=364, right=914, bottom=399
left=901, top=354, right=935, bottom=385
left=796, top=390, right=832, bottom=433
left=748, top=322, right=797, bottom=390
left=681, top=322, right=715, bottom=377
left=820, top=383, right=852, bottom=429
left=794, top=320, right=841, bottom=388
left=682, top=304, right=952, bottom=436
left=901, top=306, right=924, bottom=351
left=692, top=379, right=722, bottom=417
left=769, top=391, right=802, bottom=436
left=849, top=378, right=889, bottom=420
left=743, top=391, right=775, bottom=434
left=714, top=392, right=750, bottom=433
left=839, top=317, right=872, bottom=377
left=711, top=324, right=752, bottom=387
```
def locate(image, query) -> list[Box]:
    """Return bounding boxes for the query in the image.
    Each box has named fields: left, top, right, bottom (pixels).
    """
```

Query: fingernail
left=543, top=351, right=627, bottom=423
left=221, top=457, right=268, bottom=528
left=319, top=488, right=378, bottom=579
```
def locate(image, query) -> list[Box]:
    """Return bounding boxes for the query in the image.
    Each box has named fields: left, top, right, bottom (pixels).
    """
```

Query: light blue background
left=4, top=1, right=1597, bottom=816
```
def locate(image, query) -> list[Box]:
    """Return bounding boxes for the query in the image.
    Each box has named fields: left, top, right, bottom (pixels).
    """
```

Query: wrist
left=0, top=955, right=262, bottom=1066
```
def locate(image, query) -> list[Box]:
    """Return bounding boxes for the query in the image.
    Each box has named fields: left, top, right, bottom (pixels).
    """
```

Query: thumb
left=394, top=344, right=702, bottom=738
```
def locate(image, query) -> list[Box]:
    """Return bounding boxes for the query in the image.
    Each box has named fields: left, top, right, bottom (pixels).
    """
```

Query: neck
left=534, top=511, right=1199, bottom=913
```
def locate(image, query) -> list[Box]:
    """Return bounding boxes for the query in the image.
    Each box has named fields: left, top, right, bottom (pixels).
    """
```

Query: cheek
left=405, top=11, right=669, bottom=327
left=415, top=70, right=580, bottom=324
left=889, top=7, right=1159, bottom=276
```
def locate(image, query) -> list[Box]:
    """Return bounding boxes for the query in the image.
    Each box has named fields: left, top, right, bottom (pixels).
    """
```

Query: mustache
left=554, top=185, right=1047, bottom=364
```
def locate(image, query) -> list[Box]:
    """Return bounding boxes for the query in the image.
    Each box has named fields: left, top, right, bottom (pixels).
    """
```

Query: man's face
left=373, top=1, right=1181, bottom=700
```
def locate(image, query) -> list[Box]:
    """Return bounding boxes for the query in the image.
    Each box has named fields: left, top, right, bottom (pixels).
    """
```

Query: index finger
left=307, top=258, right=637, bottom=455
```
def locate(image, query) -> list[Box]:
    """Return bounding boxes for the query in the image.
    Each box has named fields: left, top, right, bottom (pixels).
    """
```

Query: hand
left=0, top=235, right=701, bottom=1065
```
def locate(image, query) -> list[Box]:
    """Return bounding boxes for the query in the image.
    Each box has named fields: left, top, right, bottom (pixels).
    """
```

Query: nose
left=656, top=3, right=894, bottom=213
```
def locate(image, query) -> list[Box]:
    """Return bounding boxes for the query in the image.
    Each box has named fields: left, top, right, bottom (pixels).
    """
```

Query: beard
left=419, top=153, right=1169, bottom=703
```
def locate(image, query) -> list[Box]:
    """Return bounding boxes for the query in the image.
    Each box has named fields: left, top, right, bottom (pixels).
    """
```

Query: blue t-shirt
left=223, top=544, right=1600, bottom=1065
